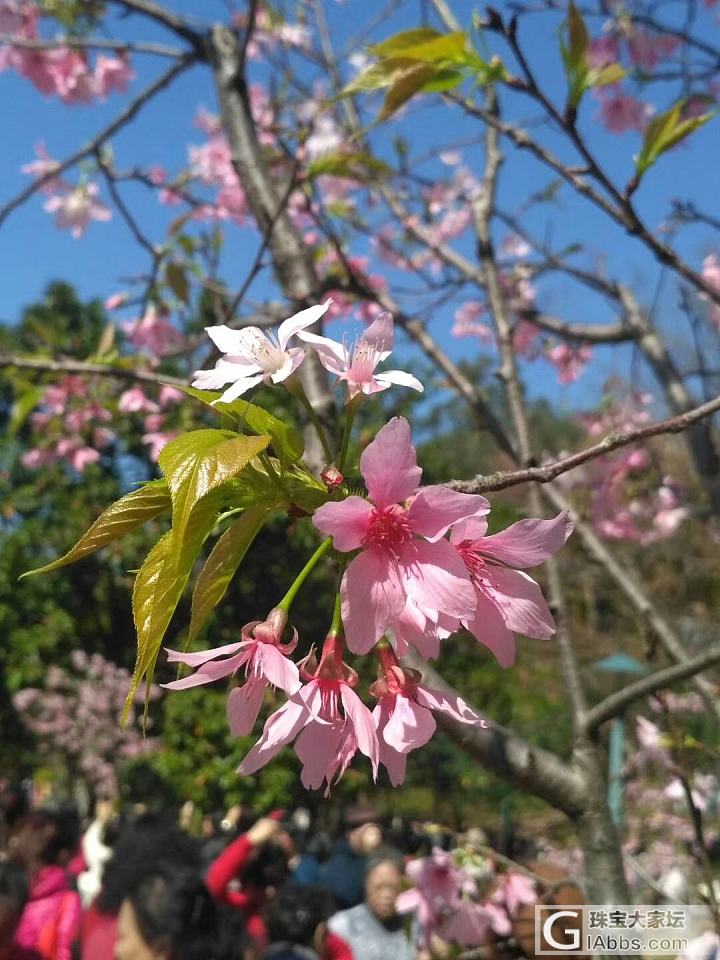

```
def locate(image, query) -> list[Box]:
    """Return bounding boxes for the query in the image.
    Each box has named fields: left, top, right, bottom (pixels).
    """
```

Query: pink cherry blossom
left=589, top=34, right=620, bottom=69
left=491, top=871, right=536, bottom=915
left=546, top=343, right=593, bottom=383
left=313, top=417, right=488, bottom=654
left=596, top=87, right=652, bottom=133
left=370, top=656, right=486, bottom=786
left=452, top=301, right=492, bottom=342
left=193, top=301, right=331, bottom=403
left=163, top=609, right=301, bottom=737
left=104, top=291, right=128, bottom=311
left=21, top=141, right=65, bottom=194
left=118, top=387, right=159, bottom=414
left=442, top=902, right=509, bottom=946
left=44, top=182, right=111, bottom=237
left=238, top=633, right=379, bottom=792
left=94, top=54, right=134, bottom=99
left=396, top=847, right=474, bottom=941
left=627, top=30, right=679, bottom=70
left=142, top=431, right=175, bottom=461
left=122, top=305, right=185, bottom=357
left=445, top=511, right=574, bottom=666
left=298, top=312, right=422, bottom=400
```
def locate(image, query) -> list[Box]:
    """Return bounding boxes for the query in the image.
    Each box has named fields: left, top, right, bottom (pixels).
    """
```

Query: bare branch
left=585, top=644, right=720, bottom=732
left=106, top=0, right=205, bottom=49
left=0, top=353, right=187, bottom=387
left=0, top=35, right=186, bottom=57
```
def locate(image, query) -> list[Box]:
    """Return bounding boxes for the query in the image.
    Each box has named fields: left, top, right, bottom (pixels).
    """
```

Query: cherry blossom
left=164, top=609, right=301, bottom=737
left=444, top=511, right=573, bottom=666
left=44, top=182, right=112, bottom=238
left=193, top=301, right=332, bottom=402
left=370, top=653, right=486, bottom=786
left=546, top=343, right=593, bottom=383
left=297, top=312, right=423, bottom=400
left=122, top=306, right=185, bottom=358
left=238, top=633, right=379, bottom=792
left=313, top=417, right=488, bottom=654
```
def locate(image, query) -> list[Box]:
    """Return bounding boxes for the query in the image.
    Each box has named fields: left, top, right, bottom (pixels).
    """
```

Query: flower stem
left=277, top=537, right=333, bottom=612
left=328, top=591, right=343, bottom=638
left=291, top=381, right=334, bottom=465
left=338, top=395, right=361, bottom=473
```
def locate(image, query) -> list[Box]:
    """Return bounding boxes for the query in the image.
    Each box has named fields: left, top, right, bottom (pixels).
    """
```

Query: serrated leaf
left=369, top=28, right=442, bottom=57
left=158, top=429, right=270, bottom=547
left=8, top=387, right=43, bottom=437
left=22, top=480, right=171, bottom=578
left=180, top=386, right=304, bottom=469
left=188, top=505, right=270, bottom=642
left=165, top=262, right=189, bottom=305
left=380, top=63, right=437, bottom=120
left=124, top=490, right=223, bottom=721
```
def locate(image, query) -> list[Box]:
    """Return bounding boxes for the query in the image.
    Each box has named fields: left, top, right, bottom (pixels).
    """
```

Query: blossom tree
left=2, top=0, right=720, bottom=911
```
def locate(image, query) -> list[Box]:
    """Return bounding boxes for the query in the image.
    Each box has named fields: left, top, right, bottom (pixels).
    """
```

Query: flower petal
left=227, top=676, right=267, bottom=736
left=360, top=311, right=393, bottom=358
left=296, top=331, right=348, bottom=377
left=374, top=370, right=424, bottom=392
left=402, top=539, right=476, bottom=621
left=360, top=417, right=421, bottom=509
left=313, top=496, right=373, bottom=552
left=341, top=550, right=405, bottom=654
left=295, top=719, right=346, bottom=789
left=408, top=486, right=490, bottom=542
left=270, top=346, right=305, bottom=383
left=450, top=515, right=489, bottom=544
left=415, top=683, right=486, bottom=726
left=161, top=651, right=248, bottom=690
left=484, top=566, right=556, bottom=639
left=165, top=641, right=247, bottom=667
left=237, top=696, right=308, bottom=775
left=255, top=643, right=301, bottom=694
left=479, top=511, right=574, bottom=568
left=277, top=301, right=333, bottom=350
left=215, top=373, right=265, bottom=404
left=463, top=597, right=517, bottom=667
left=340, top=685, right=379, bottom=776
left=383, top=695, right=436, bottom=755
left=205, top=325, right=259, bottom=357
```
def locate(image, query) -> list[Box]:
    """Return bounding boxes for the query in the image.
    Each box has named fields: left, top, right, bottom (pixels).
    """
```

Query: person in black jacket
left=263, top=887, right=336, bottom=960
left=319, top=808, right=382, bottom=910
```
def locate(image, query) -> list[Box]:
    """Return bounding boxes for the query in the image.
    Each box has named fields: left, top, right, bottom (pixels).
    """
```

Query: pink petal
left=296, top=330, right=347, bottom=377
left=270, top=346, right=305, bottom=383
left=227, top=676, right=267, bottom=736
left=295, top=719, right=346, bottom=789
left=395, top=889, right=421, bottom=914
left=313, top=496, right=373, bottom=552
left=161, top=651, right=248, bottom=690
left=463, top=597, right=517, bottom=667
left=373, top=370, right=424, bottom=392
left=237, top=696, right=308, bottom=775
left=340, top=684, right=379, bottom=776
left=373, top=702, right=407, bottom=787
left=165, top=641, right=247, bottom=667
left=479, top=511, right=573, bottom=568
left=360, top=311, right=393, bottom=358
left=383, top=695, right=436, bottom=754
left=484, top=566, right=556, bottom=639
left=415, top=684, right=486, bottom=726
left=360, top=417, right=421, bottom=509
left=408, top=486, right=490, bottom=542
left=402, top=539, right=476, bottom=620
left=277, top=301, right=332, bottom=350
left=341, top=550, right=405, bottom=654
left=450, top=515, right=489, bottom=543
left=255, top=643, right=301, bottom=694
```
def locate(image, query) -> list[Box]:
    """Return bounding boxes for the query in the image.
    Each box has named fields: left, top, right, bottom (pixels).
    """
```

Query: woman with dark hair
left=114, top=866, right=252, bottom=960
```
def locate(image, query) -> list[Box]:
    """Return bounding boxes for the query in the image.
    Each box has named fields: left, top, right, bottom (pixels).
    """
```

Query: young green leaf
left=165, top=262, right=190, bottom=305
left=380, top=63, right=437, bottom=120
left=21, top=480, right=171, bottom=578
left=565, top=0, right=589, bottom=71
left=369, top=28, right=442, bottom=57
left=158, top=429, right=270, bottom=546
left=188, top=504, right=270, bottom=642
left=635, top=101, right=715, bottom=177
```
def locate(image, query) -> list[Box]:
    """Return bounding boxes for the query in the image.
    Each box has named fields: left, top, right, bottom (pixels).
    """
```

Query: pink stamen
left=363, top=505, right=414, bottom=558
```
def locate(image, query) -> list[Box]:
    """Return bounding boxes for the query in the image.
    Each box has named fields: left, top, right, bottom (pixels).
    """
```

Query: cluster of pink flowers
left=13, top=650, right=158, bottom=797
left=567, top=390, right=689, bottom=544
left=22, top=143, right=112, bottom=237
left=397, top=847, right=537, bottom=948
left=21, top=375, right=114, bottom=473
left=545, top=343, right=593, bottom=384
left=167, top=304, right=572, bottom=790
left=117, top=382, right=183, bottom=461
left=0, top=2, right=133, bottom=102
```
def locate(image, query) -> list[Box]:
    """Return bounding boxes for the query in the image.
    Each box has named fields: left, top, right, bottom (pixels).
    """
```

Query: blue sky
left=2, top=0, right=719, bottom=415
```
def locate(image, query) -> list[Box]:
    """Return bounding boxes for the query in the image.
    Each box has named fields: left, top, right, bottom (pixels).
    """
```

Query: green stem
left=338, top=396, right=360, bottom=473
left=293, top=383, right=334, bottom=465
left=259, top=451, right=281, bottom=484
left=277, top=537, right=334, bottom=611
left=328, top=591, right=343, bottom=637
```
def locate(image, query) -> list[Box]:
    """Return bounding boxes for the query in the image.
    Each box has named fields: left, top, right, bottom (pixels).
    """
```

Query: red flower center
left=456, top=540, right=488, bottom=585
left=363, top=505, right=414, bottom=558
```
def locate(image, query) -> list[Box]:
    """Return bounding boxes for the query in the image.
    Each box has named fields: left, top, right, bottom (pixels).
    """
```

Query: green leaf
left=587, top=63, right=626, bottom=88
left=188, top=505, right=270, bottom=642
left=306, top=151, right=390, bottom=180
left=380, top=63, right=437, bottom=120
left=8, top=387, right=43, bottom=437
left=21, top=480, right=171, bottom=578
left=124, top=494, right=213, bottom=721
left=566, top=0, right=589, bottom=71
left=380, top=31, right=470, bottom=65
left=165, top=262, right=190, bottom=305
left=158, top=429, right=270, bottom=547
left=369, top=28, right=442, bottom=57
left=180, top=386, right=304, bottom=469
left=635, top=101, right=715, bottom=176
left=342, top=57, right=419, bottom=94
left=418, top=67, right=465, bottom=93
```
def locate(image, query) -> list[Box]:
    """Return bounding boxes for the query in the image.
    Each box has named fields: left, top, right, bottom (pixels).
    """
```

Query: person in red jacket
left=206, top=816, right=351, bottom=960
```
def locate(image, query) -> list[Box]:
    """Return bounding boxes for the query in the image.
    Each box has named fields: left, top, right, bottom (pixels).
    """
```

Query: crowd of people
left=0, top=783, right=479, bottom=960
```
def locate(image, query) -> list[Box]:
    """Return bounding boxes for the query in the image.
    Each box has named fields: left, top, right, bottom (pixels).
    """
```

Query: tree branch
left=0, top=354, right=187, bottom=387
left=0, top=35, right=186, bottom=57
